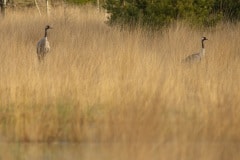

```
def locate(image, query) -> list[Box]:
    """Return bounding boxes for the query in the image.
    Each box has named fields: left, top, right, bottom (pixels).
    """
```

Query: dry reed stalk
left=0, top=5, right=240, bottom=160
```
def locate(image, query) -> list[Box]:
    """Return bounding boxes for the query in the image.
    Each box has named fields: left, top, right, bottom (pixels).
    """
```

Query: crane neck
left=201, top=48, right=205, bottom=57
left=44, top=28, right=48, bottom=37
left=202, top=39, right=205, bottom=49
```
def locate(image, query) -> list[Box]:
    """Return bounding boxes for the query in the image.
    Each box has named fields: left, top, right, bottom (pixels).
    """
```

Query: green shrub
left=65, top=0, right=95, bottom=5
left=104, top=0, right=240, bottom=29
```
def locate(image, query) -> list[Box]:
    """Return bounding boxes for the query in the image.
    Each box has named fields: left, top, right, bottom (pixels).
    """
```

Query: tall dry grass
left=0, top=5, right=240, bottom=159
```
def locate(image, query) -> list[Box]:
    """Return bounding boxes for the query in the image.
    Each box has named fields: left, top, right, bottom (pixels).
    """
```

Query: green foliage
left=65, top=0, right=95, bottom=5
left=213, top=0, right=240, bottom=22
left=104, top=0, right=240, bottom=29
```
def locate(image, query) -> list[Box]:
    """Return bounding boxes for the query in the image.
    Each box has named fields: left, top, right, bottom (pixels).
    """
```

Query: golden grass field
left=0, top=5, right=240, bottom=160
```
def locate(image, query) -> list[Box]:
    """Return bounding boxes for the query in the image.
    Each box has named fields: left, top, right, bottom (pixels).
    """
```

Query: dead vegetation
left=0, top=6, right=240, bottom=160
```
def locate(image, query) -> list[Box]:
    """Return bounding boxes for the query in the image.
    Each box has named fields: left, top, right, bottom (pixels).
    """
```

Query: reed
left=0, top=6, right=240, bottom=159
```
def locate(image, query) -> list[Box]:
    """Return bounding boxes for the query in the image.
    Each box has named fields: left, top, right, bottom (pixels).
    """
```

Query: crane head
left=45, top=25, right=53, bottom=30
left=202, top=37, right=208, bottom=41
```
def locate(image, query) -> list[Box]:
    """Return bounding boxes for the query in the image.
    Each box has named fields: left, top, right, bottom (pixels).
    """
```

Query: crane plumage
left=182, top=37, right=208, bottom=63
left=36, top=25, right=53, bottom=62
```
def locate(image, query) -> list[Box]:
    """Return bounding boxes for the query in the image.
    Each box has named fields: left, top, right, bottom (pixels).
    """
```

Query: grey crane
left=36, top=25, right=53, bottom=61
left=182, top=37, right=208, bottom=63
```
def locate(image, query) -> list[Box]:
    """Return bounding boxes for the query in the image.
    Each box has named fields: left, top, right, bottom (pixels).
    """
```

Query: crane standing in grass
left=36, top=25, right=53, bottom=62
left=182, top=37, right=208, bottom=63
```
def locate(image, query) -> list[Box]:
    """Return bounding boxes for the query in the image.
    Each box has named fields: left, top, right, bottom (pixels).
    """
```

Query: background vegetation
left=104, top=0, right=240, bottom=29
left=6, top=0, right=240, bottom=29
left=65, top=0, right=93, bottom=4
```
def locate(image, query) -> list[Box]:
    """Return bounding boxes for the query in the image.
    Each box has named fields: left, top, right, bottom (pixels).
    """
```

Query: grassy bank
left=0, top=5, right=240, bottom=159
